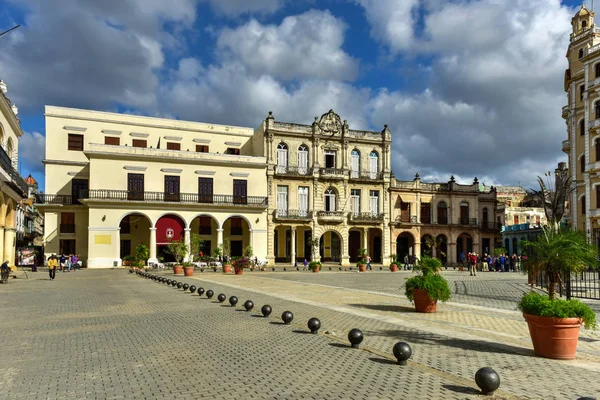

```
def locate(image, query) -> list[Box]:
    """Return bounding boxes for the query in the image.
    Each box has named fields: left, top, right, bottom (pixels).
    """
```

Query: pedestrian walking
left=469, top=252, right=477, bottom=276
left=303, top=259, right=308, bottom=271
left=48, top=255, right=58, bottom=281
left=366, top=255, right=372, bottom=270
left=403, top=254, right=409, bottom=270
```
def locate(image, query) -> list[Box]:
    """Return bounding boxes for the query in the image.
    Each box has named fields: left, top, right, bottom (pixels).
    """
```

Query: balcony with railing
left=0, top=145, right=28, bottom=197
left=349, top=212, right=384, bottom=224
left=316, top=210, right=345, bottom=223
left=481, top=221, right=501, bottom=232
left=348, top=170, right=384, bottom=181
left=394, top=215, right=418, bottom=224
left=319, top=168, right=346, bottom=179
left=273, top=166, right=313, bottom=177
left=274, top=209, right=313, bottom=221
left=458, top=217, right=478, bottom=226
left=35, top=194, right=83, bottom=206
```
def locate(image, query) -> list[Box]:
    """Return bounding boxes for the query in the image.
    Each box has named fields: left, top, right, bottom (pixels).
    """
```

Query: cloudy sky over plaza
left=0, top=0, right=585, bottom=190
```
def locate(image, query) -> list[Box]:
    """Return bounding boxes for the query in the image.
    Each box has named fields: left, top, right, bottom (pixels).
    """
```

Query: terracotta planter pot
left=183, top=266, right=194, bottom=277
left=311, top=267, right=320, bottom=273
left=223, top=264, right=232, bottom=273
left=358, top=264, right=367, bottom=272
left=234, top=267, right=244, bottom=275
left=389, top=264, right=399, bottom=272
left=173, top=265, right=183, bottom=275
left=523, top=313, right=582, bottom=359
left=413, top=289, right=437, bottom=313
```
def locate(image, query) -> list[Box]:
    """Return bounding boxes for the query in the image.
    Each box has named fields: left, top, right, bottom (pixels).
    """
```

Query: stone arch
left=319, top=229, right=342, bottom=263
left=435, top=234, right=448, bottom=264
left=395, top=231, right=415, bottom=262
left=219, top=213, right=252, bottom=230
left=421, top=234, right=434, bottom=258
left=222, top=215, right=251, bottom=258
left=153, top=211, right=187, bottom=228
left=456, top=232, right=473, bottom=262
left=189, top=214, right=220, bottom=258
left=118, top=212, right=152, bottom=260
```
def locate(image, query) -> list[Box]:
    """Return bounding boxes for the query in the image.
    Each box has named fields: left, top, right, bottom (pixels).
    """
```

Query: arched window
left=581, top=154, right=586, bottom=173
left=276, top=143, right=288, bottom=173
left=579, top=48, right=584, bottom=59
left=582, top=195, right=586, bottom=215
left=483, top=207, right=489, bottom=226
left=369, top=151, right=379, bottom=179
left=350, top=149, right=360, bottom=178
left=595, top=102, right=600, bottom=119
left=581, top=119, right=586, bottom=136
left=298, top=144, right=309, bottom=175
left=437, top=201, right=448, bottom=224
left=324, top=188, right=336, bottom=212
left=596, top=139, right=600, bottom=161
left=583, top=20, right=588, bottom=30
left=580, top=85, right=585, bottom=101
left=595, top=63, right=600, bottom=78
left=460, top=201, right=469, bottom=225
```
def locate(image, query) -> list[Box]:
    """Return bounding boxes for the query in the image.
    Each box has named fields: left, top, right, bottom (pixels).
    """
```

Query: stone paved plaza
left=1, top=268, right=600, bottom=399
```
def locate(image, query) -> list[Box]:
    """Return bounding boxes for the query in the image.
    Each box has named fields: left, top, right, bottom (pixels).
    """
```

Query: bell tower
left=572, top=3, right=594, bottom=35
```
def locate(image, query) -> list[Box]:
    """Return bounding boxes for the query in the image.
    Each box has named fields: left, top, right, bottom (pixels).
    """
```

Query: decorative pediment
left=318, top=109, right=342, bottom=136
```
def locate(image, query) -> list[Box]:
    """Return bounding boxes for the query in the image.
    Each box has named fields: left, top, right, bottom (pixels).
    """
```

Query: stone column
left=414, top=240, right=421, bottom=261
left=362, top=229, right=369, bottom=255
left=341, top=232, right=350, bottom=267
left=184, top=228, right=191, bottom=262
left=448, top=242, right=457, bottom=265
left=3, top=228, right=15, bottom=266
left=0, top=226, right=6, bottom=264
left=148, top=227, right=158, bottom=264
left=217, top=228, right=224, bottom=248
left=381, top=224, right=390, bottom=266
left=290, top=227, right=296, bottom=266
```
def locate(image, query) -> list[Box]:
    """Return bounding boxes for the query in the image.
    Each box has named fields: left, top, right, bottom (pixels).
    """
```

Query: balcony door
left=164, top=176, right=180, bottom=202
left=350, top=150, right=360, bottom=178
left=71, top=179, right=88, bottom=204
left=369, top=151, right=379, bottom=179
left=350, top=189, right=360, bottom=216
left=233, top=180, right=247, bottom=204
left=298, top=145, right=309, bottom=175
left=460, top=201, right=469, bottom=224
left=369, top=190, right=379, bottom=215
left=198, top=177, right=213, bottom=203
left=277, top=186, right=288, bottom=216
left=298, top=187, right=309, bottom=217
left=127, top=174, right=144, bottom=201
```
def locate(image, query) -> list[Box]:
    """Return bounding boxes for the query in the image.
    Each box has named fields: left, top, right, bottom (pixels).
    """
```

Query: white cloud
left=217, top=10, right=358, bottom=81
left=18, top=131, right=45, bottom=177
left=205, top=0, right=286, bottom=16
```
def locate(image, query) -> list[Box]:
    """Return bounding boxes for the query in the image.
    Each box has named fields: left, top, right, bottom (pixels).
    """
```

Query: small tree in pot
left=389, top=254, right=399, bottom=272
left=357, top=248, right=368, bottom=272
left=165, top=239, right=188, bottom=275
left=220, top=240, right=232, bottom=273
left=405, top=256, right=451, bottom=313
left=309, top=261, right=322, bottom=273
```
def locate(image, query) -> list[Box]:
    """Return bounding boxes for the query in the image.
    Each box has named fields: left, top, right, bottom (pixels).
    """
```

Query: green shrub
left=405, top=274, right=451, bottom=302
left=517, top=292, right=597, bottom=330
left=308, top=261, right=321, bottom=271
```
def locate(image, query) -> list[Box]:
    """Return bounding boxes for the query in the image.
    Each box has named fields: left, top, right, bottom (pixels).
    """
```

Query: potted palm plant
left=405, top=256, right=451, bottom=313
left=165, top=239, right=188, bottom=275
left=309, top=261, right=322, bottom=273
left=389, top=254, right=399, bottom=272
left=357, top=248, right=368, bottom=272
left=221, top=240, right=232, bottom=273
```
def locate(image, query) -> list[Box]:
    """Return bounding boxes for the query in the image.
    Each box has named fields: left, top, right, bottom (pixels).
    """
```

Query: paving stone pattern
left=0, top=270, right=518, bottom=400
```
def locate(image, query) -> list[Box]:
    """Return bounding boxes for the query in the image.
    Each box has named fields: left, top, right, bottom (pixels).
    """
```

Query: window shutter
left=351, top=153, right=359, bottom=178
left=298, top=150, right=308, bottom=174
left=369, top=155, right=378, bottom=179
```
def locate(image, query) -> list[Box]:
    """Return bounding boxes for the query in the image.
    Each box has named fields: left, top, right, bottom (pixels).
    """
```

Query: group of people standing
left=461, top=251, right=522, bottom=276
left=46, top=254, right=80, bottom=280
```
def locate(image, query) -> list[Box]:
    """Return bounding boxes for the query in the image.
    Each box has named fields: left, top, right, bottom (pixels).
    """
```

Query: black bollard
left=244, top=300, right=254, bottom=311
left=229, top=296, right=238, bottom=306
left=198, top=287, right=205, bottom=296
left=307, top=318, right=321, bottom=334
left=475, top=367, right=501, bottom=396
left=177, top=282, right=183, bottom=289
left=217, top=293, right=226, bottom=303
left=189, top=285, right=197, bottom=293
left=171, top=281, right=178, bottom=287
left=392, top=342, right=412, bottom=365
left=282, top=311, right=294, bottom=325
left=206, top=290, right=214, bottom=299
left=348, top=329, right=363, bottom=349
left=182, top=283, right=189, bottom=291
left=261, top=305, right=272, bottom=317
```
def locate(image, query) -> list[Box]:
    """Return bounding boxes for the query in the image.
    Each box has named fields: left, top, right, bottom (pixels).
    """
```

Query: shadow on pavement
left=368, top=357, right=397, bottom=365
left=328, top=343, right=350, bottom=349
left=367, top=329, right=535, bottom=357
left=269, top=321, right=286, bottom=325
left=349, top=303, right=415, bottom=313
left=442, top=385, right=480, bottom=395
left=292, top=330, right=310, bottom=334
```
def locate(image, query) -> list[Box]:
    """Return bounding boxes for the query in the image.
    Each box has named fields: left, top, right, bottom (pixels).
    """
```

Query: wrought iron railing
left=274, top=166, right=313, bottom=176
left=480, top=222, right=501, bottom=230
left=395, top=215, right=417, bottom=224
left=348, top=170, right=384, bottom=180
left=533, top=270, right=600, bottom=300
left=35, top=194, right=81, bottom=205
left=349, top=212, right=384, bottom=222
left=0, top=146, right=28, bottom=196
left=319, top=168, right=345, bottom=177
left=274, top=209, right=313, bottom=219
left=458, top=217, right=478, bottom=226
left=316, top=211, right=345, bottom=219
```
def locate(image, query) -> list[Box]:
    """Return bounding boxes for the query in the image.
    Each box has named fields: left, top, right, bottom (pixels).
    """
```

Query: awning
left=397, top=194, right=417, bottom=203
left=419, top=195, right=433, bottom=203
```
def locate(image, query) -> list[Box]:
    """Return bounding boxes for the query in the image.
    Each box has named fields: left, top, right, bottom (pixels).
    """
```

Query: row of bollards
left=134, top=269, right=501, bottom=396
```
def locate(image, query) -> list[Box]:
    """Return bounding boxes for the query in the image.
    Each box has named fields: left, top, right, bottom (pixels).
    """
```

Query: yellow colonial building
left=0, top=80, right=29, bottom=267
left=563, top=5, right=600, bottom=242
left=258, top=110, right=391, bottom=266
left=390, top=175, right=499, bottom=264
left=38, top=106, right=268, bottom=267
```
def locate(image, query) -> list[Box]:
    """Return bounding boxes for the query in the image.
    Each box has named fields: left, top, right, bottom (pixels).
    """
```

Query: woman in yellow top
left=47, top=256, right=58, bottom=281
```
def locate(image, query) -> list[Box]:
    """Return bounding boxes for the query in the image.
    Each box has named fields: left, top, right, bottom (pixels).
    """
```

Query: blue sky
left=0, top=0, right=587, bottom=192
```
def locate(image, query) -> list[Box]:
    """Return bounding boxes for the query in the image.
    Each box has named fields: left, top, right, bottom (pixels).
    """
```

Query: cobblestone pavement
left=2, top=269, right=600, bottom=399
left=1, top=269, right=523, bottom=400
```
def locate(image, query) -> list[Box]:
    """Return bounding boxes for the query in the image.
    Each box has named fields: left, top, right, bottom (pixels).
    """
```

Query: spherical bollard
left=189, top=285, right=196, bottom=293
left=282, top=311, right=294, bottom=325
left=229, top=296, right=238, bottom=306
left=206, top=290, right=214, bottom=299
left=244, top=300, right=254, bottom=311
left=307, top=318, right=321, bottom=334
left=348, top=328, right=364, bottom=349
left=182, top=283, right=189, bottom=291
left=272, top=267, right=275, bottom=271
left=261, top=305, right=272, bottom=317
left=392, top=342, right=412, bottom=365
left=129, top=269, right=133, bottom=274
left=283, top=267, right=287, bottom=271
left=217, top=293, right=226, bottom=303
left=171, top=280, right=177, bottom=287
left=177, top=282, right=183, bottom=289
left=475, top=367, right=501, bottom=396
left=198, top=287, right=205, bottom=296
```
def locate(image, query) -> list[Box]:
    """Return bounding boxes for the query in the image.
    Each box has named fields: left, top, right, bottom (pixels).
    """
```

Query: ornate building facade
left=563, top=5, right=600, bottom=238
left=0, top=80, right=29, bottom=267
left=390, top=176, right=499, bottom=264
left=258, top=110, right=391, bottom=266
left=38, top=106, right=268, bottom=267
